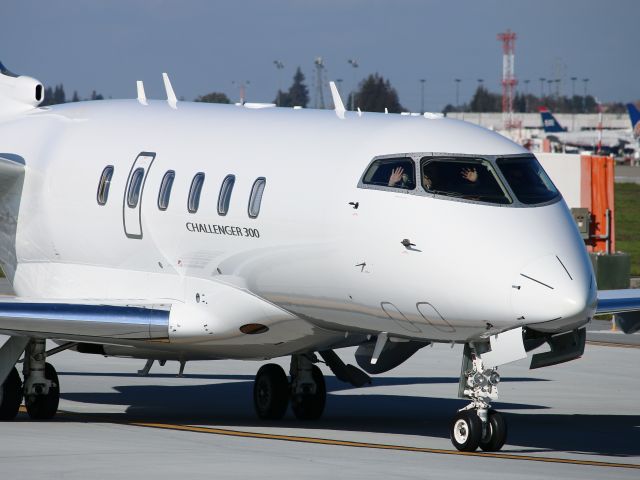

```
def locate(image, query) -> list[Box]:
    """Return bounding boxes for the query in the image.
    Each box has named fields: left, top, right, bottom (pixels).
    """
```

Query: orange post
left=582, top=155, right=615, bottom=253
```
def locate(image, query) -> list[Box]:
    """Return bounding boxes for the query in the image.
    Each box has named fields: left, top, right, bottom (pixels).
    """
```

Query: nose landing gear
left=450, top=344, right=507, bottom=452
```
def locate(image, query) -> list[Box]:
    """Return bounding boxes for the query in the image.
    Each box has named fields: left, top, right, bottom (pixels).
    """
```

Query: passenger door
left=122, top=152, right=155, bottom=239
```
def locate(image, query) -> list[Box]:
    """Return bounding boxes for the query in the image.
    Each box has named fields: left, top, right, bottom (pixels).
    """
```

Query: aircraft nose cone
left=511, top=254, right=596, bottom=328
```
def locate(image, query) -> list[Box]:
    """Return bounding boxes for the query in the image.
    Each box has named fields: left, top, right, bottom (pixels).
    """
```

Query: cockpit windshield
left=421, top=158, right=512, bottom=205
left=496, top=156, right=560, bottom=205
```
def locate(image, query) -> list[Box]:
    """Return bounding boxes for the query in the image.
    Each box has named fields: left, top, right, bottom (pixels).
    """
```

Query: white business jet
left=0, top=62, right=639, bottom=452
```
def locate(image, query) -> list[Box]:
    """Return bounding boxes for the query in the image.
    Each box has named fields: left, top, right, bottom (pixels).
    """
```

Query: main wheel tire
left=253, top=364, right=289, bottom=420
left=479, top=410, right=507, bottom=452
left=25, top=362, right=60, bottom=420
left=450, top=410, right=482, bottom=452
left=0, top=367, right=23, bottom=421
left=291, top=365, right=326, bottom=421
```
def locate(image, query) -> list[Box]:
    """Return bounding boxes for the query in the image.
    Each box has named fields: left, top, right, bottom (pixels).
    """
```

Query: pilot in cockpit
left=387, top=166, right=414, bottom=189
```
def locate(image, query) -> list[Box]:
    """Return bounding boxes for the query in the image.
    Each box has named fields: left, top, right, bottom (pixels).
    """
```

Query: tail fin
left=539, top=107, right=567, bottom=133
left=627, top=103, right=640, bottom=138
left=0, top=61, right=44, bottom=115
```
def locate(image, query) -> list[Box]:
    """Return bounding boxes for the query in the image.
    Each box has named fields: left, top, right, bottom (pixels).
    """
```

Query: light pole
left=539, top=77, right=546, bottom=99
left=348, top=59, right=359, bottom=111
left=477, top=78, right=484, bottom=124
left=455, top=78, right=461, bottom=114
left=273, top=60, right=284, bottom=106
left=523, top=79, right=530, bottom=112
left=419, top=78, right=426, bottom=114
left=571, top=76, right=577, bottom=130
left=232, top=80, right=250, bottom=104
left=335, top=78, right=343, bottom=96
left=582, top=78, right=590, bottom=112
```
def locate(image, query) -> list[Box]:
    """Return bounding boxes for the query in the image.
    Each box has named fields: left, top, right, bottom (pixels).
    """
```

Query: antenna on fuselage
left=136, top=81, right=148, bottom=106
left=162, top=73, right=178, bottom=109
left=329, top=81, right=345, bottom=119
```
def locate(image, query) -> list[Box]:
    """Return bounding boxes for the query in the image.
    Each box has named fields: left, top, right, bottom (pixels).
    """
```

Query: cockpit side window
left=496, top=156, right=560, bottom=204
left=362, top=157, right=416, bottom=190
left=420, top=158, right=512, bottom=205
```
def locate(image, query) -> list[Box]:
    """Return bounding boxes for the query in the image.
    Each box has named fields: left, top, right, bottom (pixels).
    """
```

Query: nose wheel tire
left=25, top=362, right=60, bottom=420
left=479, top=410, right=507, bottom=452
left=291, top=365, right=326, bottom=420
left=0, top=367, right=23, bottom=421
left=254, top=364, right=289, bottom=420
left=450, top=410, right=482, bottom=452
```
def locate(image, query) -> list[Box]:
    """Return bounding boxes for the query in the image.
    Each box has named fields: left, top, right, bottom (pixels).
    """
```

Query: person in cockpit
left=387, top=166, right=414, bottom=189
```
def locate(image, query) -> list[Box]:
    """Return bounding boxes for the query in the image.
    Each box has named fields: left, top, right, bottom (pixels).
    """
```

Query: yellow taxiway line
left=130, top=421, right=640, bottom=470
left=17, top=405, right=638, bottom=469
left=586, top=340, right=640, bottom=349
left=16, top=336, right=639, bottom=471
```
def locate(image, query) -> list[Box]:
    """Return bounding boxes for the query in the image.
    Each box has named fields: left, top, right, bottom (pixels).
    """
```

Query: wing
left=596, top=289, right=640, bottom=334
left=0, top=297, right=170, bottom=341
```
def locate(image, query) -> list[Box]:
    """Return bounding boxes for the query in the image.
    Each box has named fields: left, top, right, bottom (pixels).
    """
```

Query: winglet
left=329, top=81, right=345, bottom=119
left=136, top=81, right=148, bottom=106
left=162, top=73, right=178, bottom=109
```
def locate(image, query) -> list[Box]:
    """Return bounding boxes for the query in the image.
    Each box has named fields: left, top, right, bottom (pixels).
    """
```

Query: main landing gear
left=450, top=344, right=507, bottom=452
left=253, top=353, right=326, bottom=421
left=0, top=339, right=60, bottom=421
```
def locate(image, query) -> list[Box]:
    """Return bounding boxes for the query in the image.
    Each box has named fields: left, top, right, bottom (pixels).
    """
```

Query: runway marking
left=130, top=421, right=640, bottom=470
left=586, top=340, right=640, bottom=349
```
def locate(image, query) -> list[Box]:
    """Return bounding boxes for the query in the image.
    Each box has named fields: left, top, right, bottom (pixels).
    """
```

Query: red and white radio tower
left=497, top=29, right=518, bottom=130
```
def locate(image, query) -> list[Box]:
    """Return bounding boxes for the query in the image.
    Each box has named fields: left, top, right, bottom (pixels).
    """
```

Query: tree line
left=40, top=73, right=629, bottom=115
left=446, top=85, right=626, bottom=114
left=40, top=84, right=104, bottom=106
left=196, top=67, right=405, bottom=113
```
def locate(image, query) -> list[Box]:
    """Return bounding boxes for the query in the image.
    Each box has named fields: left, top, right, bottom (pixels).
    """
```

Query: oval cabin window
left=188, top=172, right=205, bottom=213
left=158, top=170, right=175, bottom=211
left=248, top=177, right=266, bottom=218
left=127, top=167, right=145, bottom=208
left=217, top=174, right=236, bottom=216
left=96, top=165, right=114, bottom=205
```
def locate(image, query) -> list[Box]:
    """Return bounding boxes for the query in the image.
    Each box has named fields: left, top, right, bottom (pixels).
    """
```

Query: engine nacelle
left=0, top=61, right=44, bottom=113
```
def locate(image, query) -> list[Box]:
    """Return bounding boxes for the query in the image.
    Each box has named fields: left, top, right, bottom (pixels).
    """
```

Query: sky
left=2, top=0, right=639, bottom=112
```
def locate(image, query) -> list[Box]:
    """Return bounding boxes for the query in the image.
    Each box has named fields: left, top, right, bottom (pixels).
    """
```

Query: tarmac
left=0, top=279, right=639, bottom=479
left=615, top=165, right=640, bottom=184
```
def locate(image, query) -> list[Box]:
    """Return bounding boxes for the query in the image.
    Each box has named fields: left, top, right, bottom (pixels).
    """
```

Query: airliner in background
left=539, top=105, right=640, bottom=155
left=0, top=62, right=639, bottom=452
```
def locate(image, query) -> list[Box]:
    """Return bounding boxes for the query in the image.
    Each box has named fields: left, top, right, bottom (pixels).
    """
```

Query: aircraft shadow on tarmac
left=57, top=374, right=640, bottom=458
